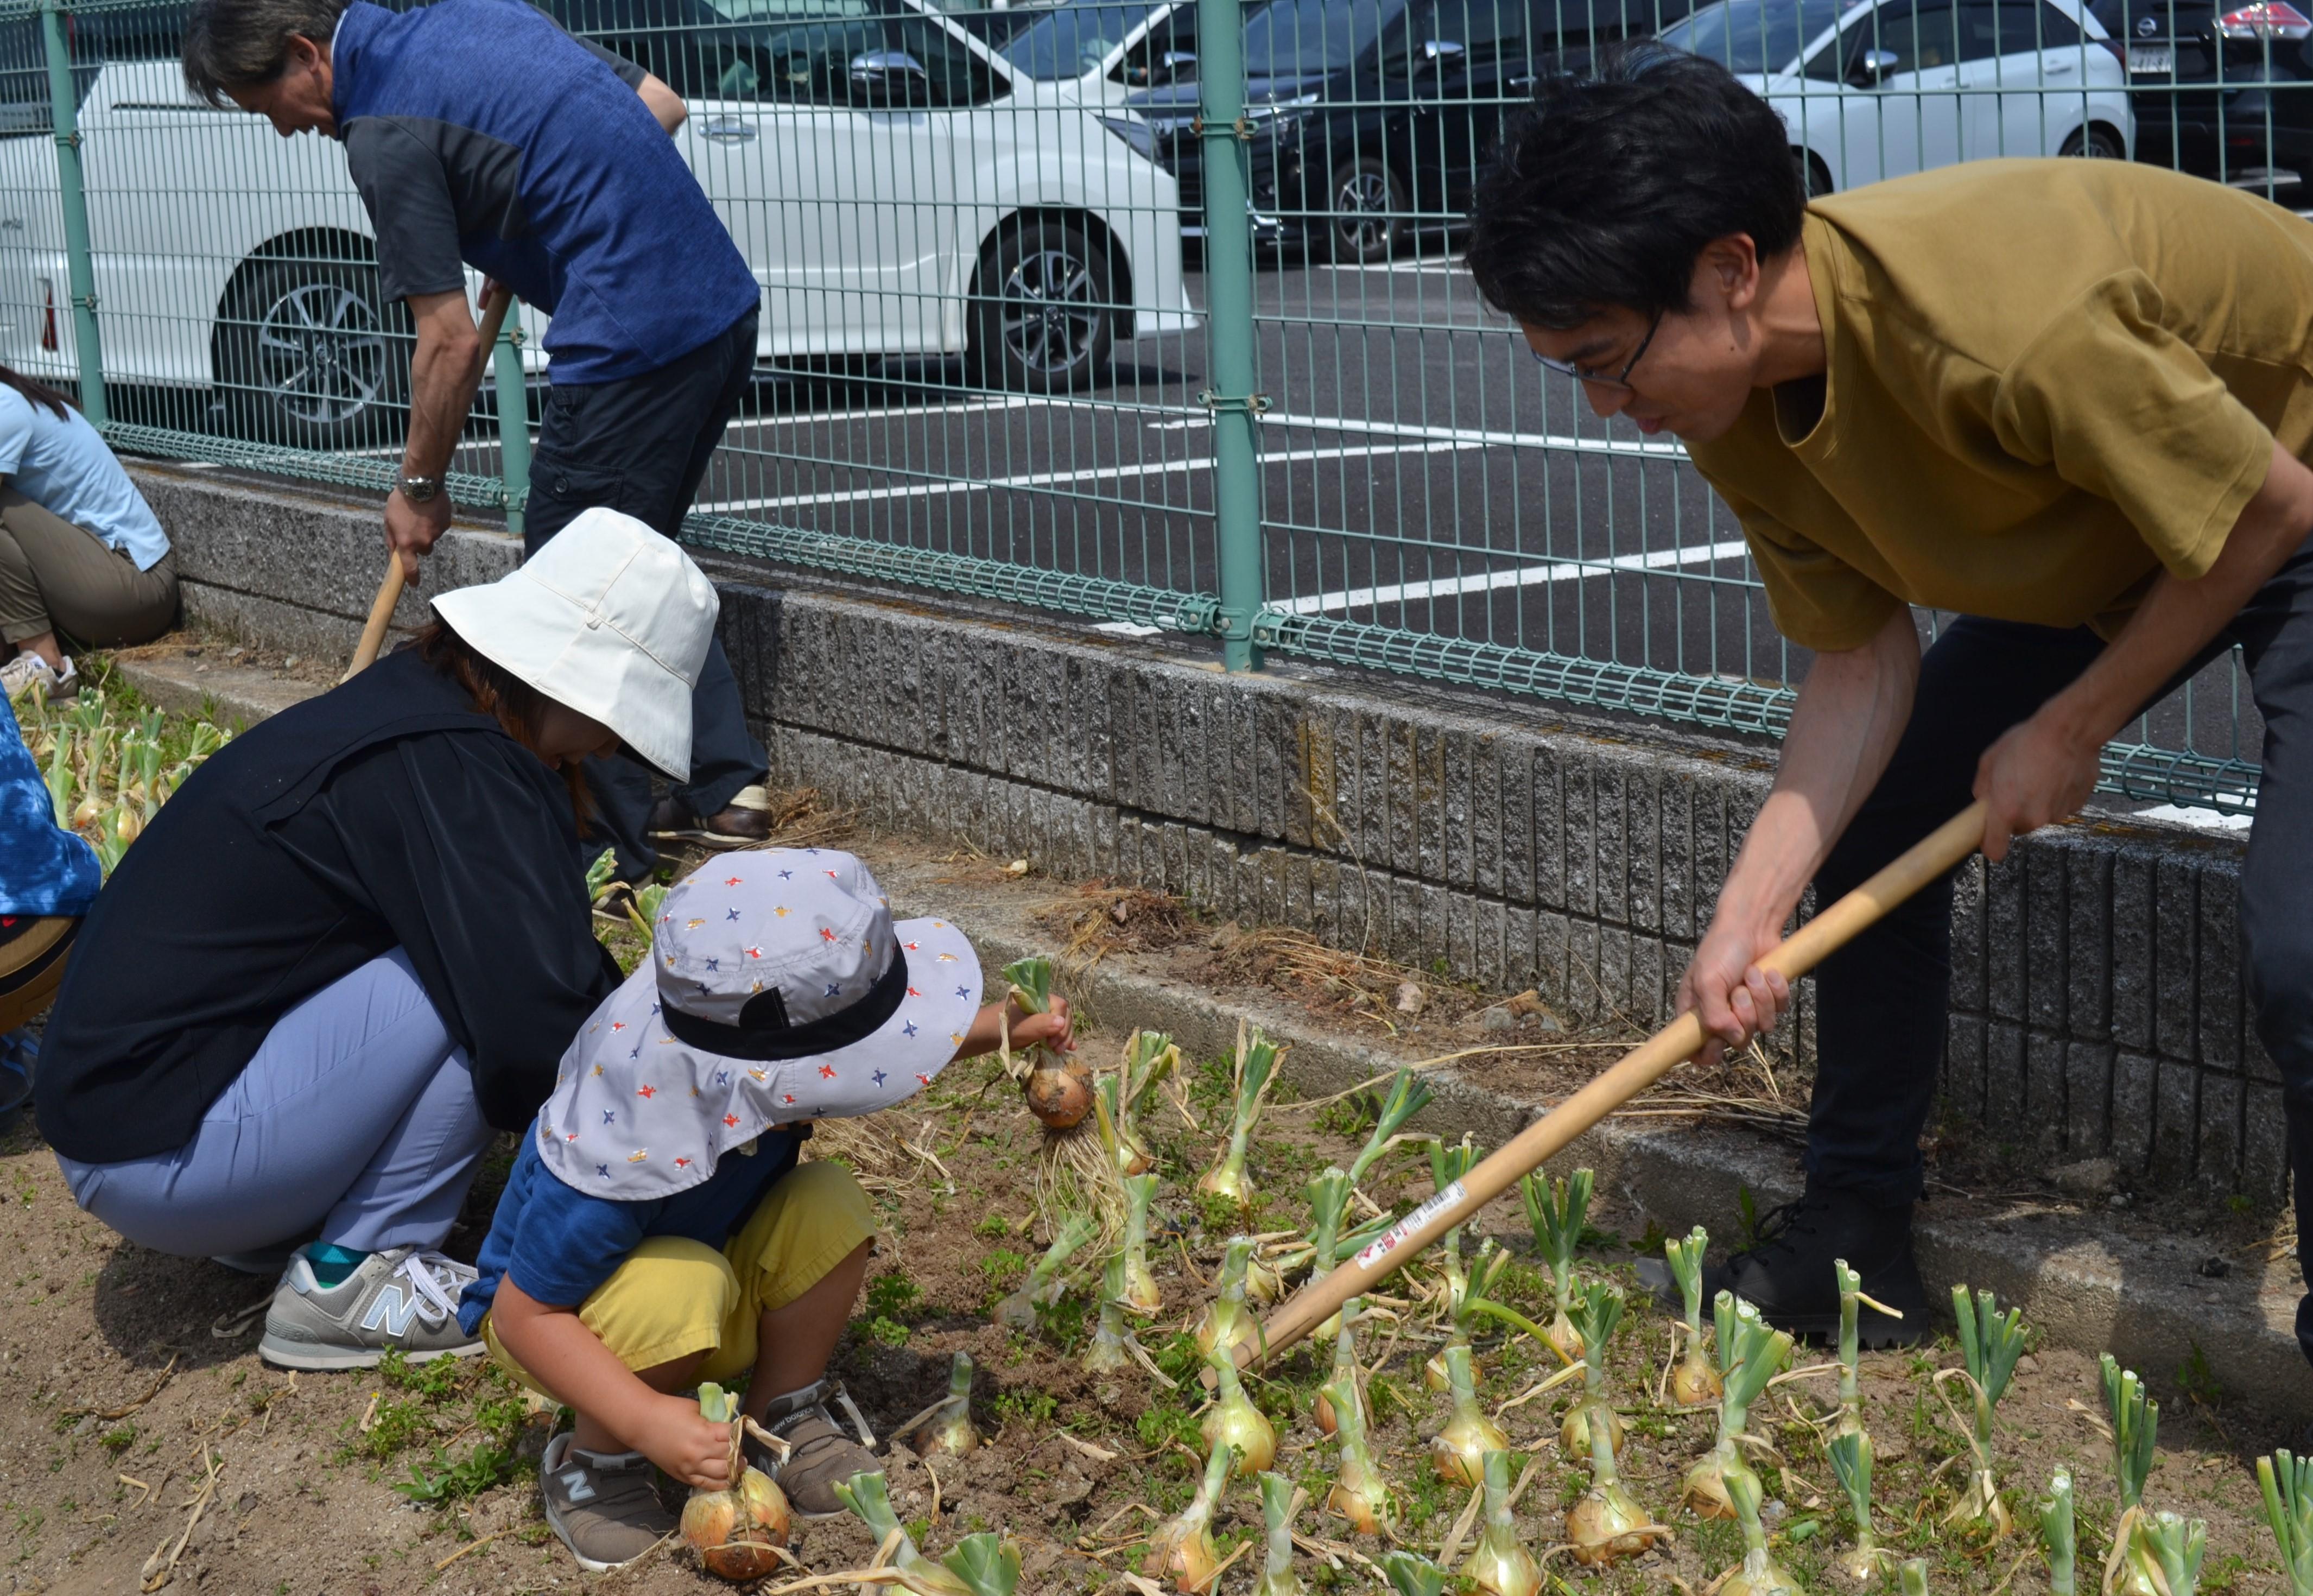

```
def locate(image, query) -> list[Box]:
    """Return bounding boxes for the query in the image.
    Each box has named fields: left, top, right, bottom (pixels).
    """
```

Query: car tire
left=2060, top=125, right=2124, bottom=160
left=214, top=251, right=410, bottom=449
left=1796, top=149, right=1834, bottom=197
left=970, top=217, right=1116, bottom=394
left=1327, top=156, right=1405, bottom=264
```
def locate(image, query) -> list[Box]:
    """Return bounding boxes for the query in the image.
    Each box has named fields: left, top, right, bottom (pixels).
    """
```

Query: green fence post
left=491, top=303, right=529, bottom=540
left=1195, top=0, right=1263, bottom=672
left=39, top=0, right=104, bottom=427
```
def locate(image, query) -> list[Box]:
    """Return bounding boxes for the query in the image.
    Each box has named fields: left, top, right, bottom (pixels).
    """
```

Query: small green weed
left=992, top=1388, right=1059, bottom=1427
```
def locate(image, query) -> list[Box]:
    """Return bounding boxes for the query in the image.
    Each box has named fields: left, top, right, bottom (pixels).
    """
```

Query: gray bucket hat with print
left=536, top=848, right=981, bottom=1199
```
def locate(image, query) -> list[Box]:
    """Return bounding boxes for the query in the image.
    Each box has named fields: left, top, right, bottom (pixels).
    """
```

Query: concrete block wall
left=130, top=462, right=2283, bottom=1205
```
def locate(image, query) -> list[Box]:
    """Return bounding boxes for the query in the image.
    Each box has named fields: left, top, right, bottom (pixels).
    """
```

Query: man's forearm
left=1714, top=606, right=1920, bottom=939
left=401, top=321, right=484, bottom=482
left=2036, top=439, right=2313, bottom=756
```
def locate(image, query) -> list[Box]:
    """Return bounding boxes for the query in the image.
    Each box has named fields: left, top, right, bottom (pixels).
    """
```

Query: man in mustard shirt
left=1466, top=46, right=2313, bottom=1350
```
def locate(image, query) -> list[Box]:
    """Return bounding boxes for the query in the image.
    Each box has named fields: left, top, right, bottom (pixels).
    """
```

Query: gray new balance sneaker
left=540, top=1431, right=678, bottom=1572
left=256, top=1247, right=484, bottom=1371
left=744, top=1378, right=879, bottom=1518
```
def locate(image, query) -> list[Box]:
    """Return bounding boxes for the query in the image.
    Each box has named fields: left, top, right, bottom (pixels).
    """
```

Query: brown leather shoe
left=648, top=789, right=771, bottom=850
left=743, top=1379, right=880, bottom=1519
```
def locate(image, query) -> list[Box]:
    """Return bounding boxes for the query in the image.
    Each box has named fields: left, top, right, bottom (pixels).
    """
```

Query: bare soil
left=2, top=832, right=2301, bottom=1596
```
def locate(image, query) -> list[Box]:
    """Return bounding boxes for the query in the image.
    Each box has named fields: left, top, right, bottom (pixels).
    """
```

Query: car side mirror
left=850, top=48, right=930, bottom=104
left=1848, top=47, right=1901, bottom=85
left=1422, top=37, right=1468, bottom=69
left=1157, top=48, right=1197, bottom=82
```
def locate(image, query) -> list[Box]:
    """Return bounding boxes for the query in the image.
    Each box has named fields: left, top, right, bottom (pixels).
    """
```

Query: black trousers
left=1808, top=534, right=2313, bottom=1359
left=523, top=311, right=768, bottom=881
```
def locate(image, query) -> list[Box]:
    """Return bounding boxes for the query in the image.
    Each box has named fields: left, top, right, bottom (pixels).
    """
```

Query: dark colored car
left=2086, top=0, right=2313, bottom=201
left=1126, top=0, right=1688, bottom=261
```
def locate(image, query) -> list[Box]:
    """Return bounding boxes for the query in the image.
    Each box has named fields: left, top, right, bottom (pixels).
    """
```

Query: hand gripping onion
left=1460, top=1449, right=1541, bottom=1596
left=1003, top=958, right=1092, bottom=1129
left=1144, top=1441, right=1237, bottom=1593
left=1665, top=1227, right=1721, bottom=1408
left=1429, top=1343, right=1507, bottom=1489
left=1567, top=1408, right=1666, bottom=1567
left=681, top=1384, right=791, bottom=1582
left=1201, top=1338, right=1276, bottom=1477
left=1318, top=1373, right=1397, bottom=1535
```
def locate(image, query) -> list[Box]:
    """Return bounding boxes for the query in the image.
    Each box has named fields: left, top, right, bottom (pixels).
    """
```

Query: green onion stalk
left=907, top=1351, right=981, bottom=1459
left=1833, top=1259, right=1866, bottom=1437
left=1681, top=1294, right=1792, bottom=1521
left=1556, top=1280, right=1628, bottom=1459
left=1421, top=1135, right=1487, bottom=1389
left=1461, top=1448, right=1541, bottom=1596
left=1195, top=1235, right=1258, bottom=1361
left=1665, top=1225, right=1720, bottom=1407
left=1346, top=1067, right=1435, bottom=1192
left=1378, top=1551, right=1449, bottom=1596
left=2042, top=1469, right=2078, bottom=1596
left=2101, top=1355, right=2162, bottom=1596
left=1899, top=1559, right=1932, bottom=1596
left=1105, top=1029, right=1181, bottom=1177
left=1827, top=1426, right=1886, bottom=1587
left=1083, top=1251, right=1138, bottom=1375
left=1120, top=1172, right=1162, bottom=1314
left=835, top=1470, right=974, bottom=1595
left=1519, top=1167, right=1594, bottom=1364
left=1302, top=1167, right=1354, bottom=1346
left=1311, top=1290, right=1362, bottom=1436
left=1253, top=1473, right=1304, bottom=1596
left=2135, top=1513, right=2207, bottom=1596
left=994, top=1213, right=1097, bottom=1330
left=1144, top=1442, right=1237, bottom=1594
left=1568, top=1407, right=1668, bottom=1567
left=41, top=709, right=72, bottom=826
left=1319, top=1372, right=1397, bottom=1535
left=1195, top=1022, right=1281, bottom=1212
left=1425, top=1238, right=1509, bottom=1392
left=2260, top=1450, right=2313, bottom=1596
left=1201, top=1334, right=1276, bottom=1477
left=1942, top=1284, right=2029, bottom=1538
left=1718, top=1460, right=1804, bottom=1596
left=934, top=1535, right=1023, bottom=1596
left=1429, top=1341, right=1508, bottom=1488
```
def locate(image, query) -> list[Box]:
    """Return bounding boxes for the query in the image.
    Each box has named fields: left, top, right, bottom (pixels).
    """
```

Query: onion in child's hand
left=1023, top=1056, right=1093, bottom=1129
left=682, top=1384, right=791, bottom=1582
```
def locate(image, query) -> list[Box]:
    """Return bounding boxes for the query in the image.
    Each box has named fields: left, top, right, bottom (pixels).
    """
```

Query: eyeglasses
left=1527, top=309, right=1663, bottom=392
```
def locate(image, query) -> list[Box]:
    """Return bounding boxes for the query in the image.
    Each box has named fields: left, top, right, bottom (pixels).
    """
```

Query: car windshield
left=1659, top=0, right=1848, bottom=73
left=998, top=0, right=1164, bottom=77
left=1241, top=0, right=1402, bottom=75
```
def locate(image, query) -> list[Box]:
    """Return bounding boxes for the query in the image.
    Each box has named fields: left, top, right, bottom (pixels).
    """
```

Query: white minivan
left=0, top=0, right=1192, bottom=449
left=1659, top=0, right=2132, bottom=192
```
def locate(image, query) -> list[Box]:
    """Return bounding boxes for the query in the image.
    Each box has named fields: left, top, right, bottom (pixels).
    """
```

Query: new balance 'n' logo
left=360, top=1285, right=419, bottom=1339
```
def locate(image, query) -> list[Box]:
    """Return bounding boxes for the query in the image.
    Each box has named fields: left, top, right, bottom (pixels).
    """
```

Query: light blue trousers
left=58, top=949, right=494, bottom=1257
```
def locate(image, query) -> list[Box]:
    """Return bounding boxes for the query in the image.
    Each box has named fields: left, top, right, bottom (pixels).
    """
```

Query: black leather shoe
left=1699, top=1185, right=1928, bottom=1346
left=648, top=793, right=772, bottom=850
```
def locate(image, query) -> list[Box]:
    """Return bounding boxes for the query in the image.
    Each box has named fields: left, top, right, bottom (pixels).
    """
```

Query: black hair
left=414, top=617, right=595, bottom=829
left=0, top=364, right=77, bottom=420
left=181, top=0, right=350, bottom=106
left=1466, top=42, right=1806, bottom=330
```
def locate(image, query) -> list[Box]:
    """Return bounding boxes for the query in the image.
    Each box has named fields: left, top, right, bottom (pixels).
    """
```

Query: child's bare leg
left=572, top=1348, right=711, bottom=1455
left=743, top=1239, right=872, bottom=1420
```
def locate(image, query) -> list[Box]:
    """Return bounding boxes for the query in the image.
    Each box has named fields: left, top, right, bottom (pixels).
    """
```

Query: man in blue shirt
left=183, top=0, right=777, bottom=881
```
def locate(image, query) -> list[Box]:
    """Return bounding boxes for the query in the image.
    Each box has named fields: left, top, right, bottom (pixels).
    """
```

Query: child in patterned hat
left=457, top=847, right=1072, bottom=1573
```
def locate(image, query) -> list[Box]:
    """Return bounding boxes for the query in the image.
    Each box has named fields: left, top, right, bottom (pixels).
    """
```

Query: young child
left=457, top=847, right=1073, bottom=1572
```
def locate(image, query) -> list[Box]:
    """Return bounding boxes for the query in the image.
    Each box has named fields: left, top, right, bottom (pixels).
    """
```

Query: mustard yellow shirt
left=1687, top=159, right=2313, bottom=653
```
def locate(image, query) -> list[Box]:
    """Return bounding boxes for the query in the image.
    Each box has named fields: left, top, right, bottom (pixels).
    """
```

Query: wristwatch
left=396, top=472, right=442, bottom=504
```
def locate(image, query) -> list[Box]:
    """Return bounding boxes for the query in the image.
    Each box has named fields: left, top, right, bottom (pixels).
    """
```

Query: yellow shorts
left=483, top=1160, right=877, bottom=1392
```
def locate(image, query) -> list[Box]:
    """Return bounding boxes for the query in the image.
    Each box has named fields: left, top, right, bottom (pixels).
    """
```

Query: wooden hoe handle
left=1245, top=799, right=1991, bottom=1367
left=344, top=287, right=517, bottom=681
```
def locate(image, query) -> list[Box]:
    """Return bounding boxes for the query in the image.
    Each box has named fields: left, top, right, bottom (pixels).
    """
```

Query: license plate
left=2128, top=42, right=2173, bottom=73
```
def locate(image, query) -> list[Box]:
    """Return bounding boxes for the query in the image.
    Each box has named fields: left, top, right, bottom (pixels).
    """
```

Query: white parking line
left=692, top=436, right=1485, bottom=514
left=1148, top=410, right=1687, bottom=460
left=732, top=395, right=1040, bottom=429
left=1283, top=537, right=1753, bottom=616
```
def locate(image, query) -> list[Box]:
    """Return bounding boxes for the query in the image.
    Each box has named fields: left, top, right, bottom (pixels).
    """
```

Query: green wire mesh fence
left=0, top=0, right=2281, bottom=813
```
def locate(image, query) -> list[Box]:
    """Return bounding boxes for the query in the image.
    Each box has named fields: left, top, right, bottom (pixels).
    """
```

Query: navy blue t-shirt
left=331, top=0, right=761, bottom=383
left=458, top=1126, right=804, bottom=1334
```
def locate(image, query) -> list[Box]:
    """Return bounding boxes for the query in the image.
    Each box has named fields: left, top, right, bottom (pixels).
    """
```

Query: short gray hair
left=182, top=0, right=350, bottom=106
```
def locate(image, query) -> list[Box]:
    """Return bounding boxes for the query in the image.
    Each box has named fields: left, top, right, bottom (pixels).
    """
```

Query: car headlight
left=1098, top=115, right=1159, bottom=163
left=1245, top=92, right=1321, bottom=137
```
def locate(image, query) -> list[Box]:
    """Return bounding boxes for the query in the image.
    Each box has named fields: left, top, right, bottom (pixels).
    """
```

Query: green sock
left=306, top=1243, right=368, bottom=1287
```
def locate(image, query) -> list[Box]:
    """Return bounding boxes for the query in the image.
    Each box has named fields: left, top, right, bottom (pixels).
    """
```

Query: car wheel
left=971, top=217, right=1116, bottom=394
left=1328, top=156, right=1405, bottom=264
left=2060, top=125, right=2124, bottom=160
left=215, top=253, right=410, bottom=448
left=1795, top=149, right=1834, bottom=197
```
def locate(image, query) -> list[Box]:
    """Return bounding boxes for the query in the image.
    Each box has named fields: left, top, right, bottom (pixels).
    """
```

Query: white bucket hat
left=535, top=848, right=983, bottom=1199
left=429, top=507, right=717, bottom=779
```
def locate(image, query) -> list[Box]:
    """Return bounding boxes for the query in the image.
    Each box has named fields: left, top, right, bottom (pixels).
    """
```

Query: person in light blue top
left=0, top=364, right=177, bottom=705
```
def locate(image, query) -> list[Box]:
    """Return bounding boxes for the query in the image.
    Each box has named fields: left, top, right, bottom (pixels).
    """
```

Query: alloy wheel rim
left=1336, top=169, right=1393, bottom=257
left=256, top=279, right=388, bottom=426
left=1000, top=247, right=1099, bottom=375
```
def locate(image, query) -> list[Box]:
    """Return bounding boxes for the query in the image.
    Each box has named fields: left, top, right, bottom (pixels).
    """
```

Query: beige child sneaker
left=540, top=1431, right=678, bottom=1572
